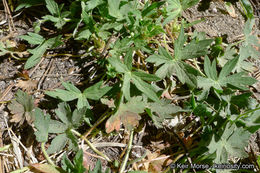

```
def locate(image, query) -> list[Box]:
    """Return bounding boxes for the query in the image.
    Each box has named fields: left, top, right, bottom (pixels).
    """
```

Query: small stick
left=37, top=59, right=55, bottom=90
left=71, top=129, right=112, bottom=162
left=29, top=57, right=45, bottom=77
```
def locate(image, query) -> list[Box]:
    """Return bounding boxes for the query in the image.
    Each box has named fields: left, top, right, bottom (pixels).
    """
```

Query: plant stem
left=83, top=110, right=112, bottom=138
left=235, top=106, right=260, bottom=121
left=119, top=129, right=134, bottom=173
left=41, top=142, right=55, bottom=167
left=70, top=129, right=112, bottom=162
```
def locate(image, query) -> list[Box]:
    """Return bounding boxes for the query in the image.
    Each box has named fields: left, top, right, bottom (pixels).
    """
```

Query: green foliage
left=46, top=81, right=111, bottom=109
left=146, top=99, right=186, bottom=128
left=46, top=102, right=87, bottom=154
left=34, top=108, right=51, bottom=142
left=11, top=0, right=260, bottom=172
left=20, top=35, right=63, bottom=69
left=163, top=0, right=200, bottom=25
left=108, top=50, right=160, bottom=101
left=218, top=19, right=260, bottom=72
left=8, top=90, right=35, bottom=126
left=197, top=56, right=257, bottom=99
left=239, top=0, right=254, bottom=19
left=146, top=25, right=212, bottom=88
left=61, top=149, right=86, bottom=173
left=15, top=0, right=45, bottom=11
left=207, top=123, right=251, bottom=164
left=88, top=160, right=110, bottom=173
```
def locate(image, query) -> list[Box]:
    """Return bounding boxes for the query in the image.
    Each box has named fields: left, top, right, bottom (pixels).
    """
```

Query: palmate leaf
left=24, top=35, right=62, bottom=69
left=46, top=103, right=87, bottom=154
left=45, top=0, right=60, bottom=16
left=106, top=96, right=146, bottom=133
left=47, top=133, right=68, bottom=154
left=237, top=19, right=260, bottom=71
left=8, top=90, right=35, bottom=126
left=220, top=19, right=260, bottom=72
left=146, top=99, right=185, bottom=128
left=208, top=123, right=251, bottom=164
left=19, top=32, right=45, bottom=45
left=146, top=25, right=212, bottom=88
left=197, top=56, right=257, bottom=99
left=108, top=50, right=160, bottom=102
left=46, top=81, right=111, bottom=109
left=163, top=0, right=199, bottom=25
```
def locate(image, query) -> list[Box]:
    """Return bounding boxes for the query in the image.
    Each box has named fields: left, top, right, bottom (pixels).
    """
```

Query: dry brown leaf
left=121, top=111, right=141, bottom=131
left=17, top=70, right=30, bottom=80
left=16, top=79, right=37, bottom=91
left=8, top=100, right=26, bottom=125
left=106, top=111, right=141, bottom=133
left=105, top=115, right=121, bottom=133
left=149, top=155, right=172, bottom=173
left=8, top=90, right=35, bottom=126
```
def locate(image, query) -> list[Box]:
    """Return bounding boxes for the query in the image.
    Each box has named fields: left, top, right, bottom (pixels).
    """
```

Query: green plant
left=146, top=24, right=213, bottom=88
left=61, top=149, right=86, bottom=173
left=8, top=0, right=260, bottom=172
left=8, top=89, right=36, bottom=126
left=45, top=81, right=111, bottom=109
left=34, top=103, right=87, bottom=154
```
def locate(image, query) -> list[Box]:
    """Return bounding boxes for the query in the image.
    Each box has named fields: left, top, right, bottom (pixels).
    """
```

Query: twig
left=0, top=82, right=15, bottom=102
left=37, top=59, right=55, bottom=90
left=71, top=129, right=112, bottom=162
left=83, top=151, right=107, bottom=161
left=90, top=142, right=142, bottom=149
left=119, top=130, right=134, bottom=173
left=2, top=0, right=16, bottom=32
left=29, top=57, right=45, bottom=77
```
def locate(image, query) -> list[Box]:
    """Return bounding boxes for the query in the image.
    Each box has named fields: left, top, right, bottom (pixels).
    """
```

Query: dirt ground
left=0, top=0, right=260, bottom=172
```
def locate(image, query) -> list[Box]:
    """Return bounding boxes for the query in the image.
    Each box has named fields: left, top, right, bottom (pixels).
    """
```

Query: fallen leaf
left=16, top=79, right=37, bottom=91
